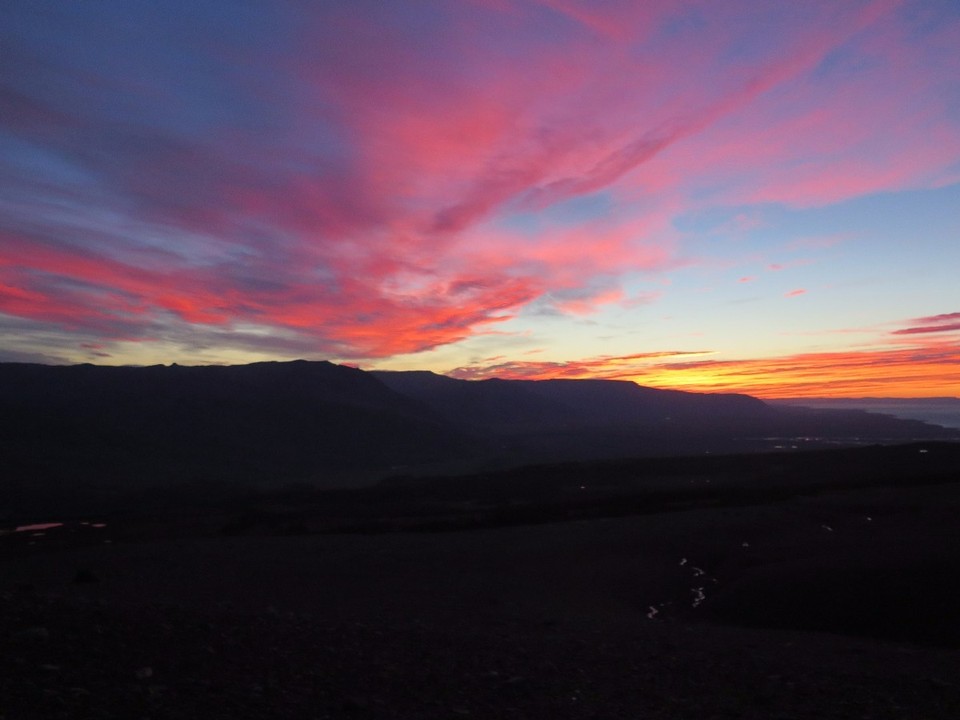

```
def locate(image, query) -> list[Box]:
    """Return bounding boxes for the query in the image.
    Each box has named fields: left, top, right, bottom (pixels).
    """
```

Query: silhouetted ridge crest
left=372, top=372, right=770, bottom=428
left=2, top=361, right=956, bottom=517
left=517, top=378, right=769, bottom=424
left=0, top=361, right=470, bottom=496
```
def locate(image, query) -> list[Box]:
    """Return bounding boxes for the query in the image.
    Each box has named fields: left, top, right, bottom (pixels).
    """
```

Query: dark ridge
left=372, top=372, right=770, bottom=429
left=0, top=361, right=478, bottom=518
left=3, top=360, right=958, bottom=519
left=372, top=371, right=572, bottom=429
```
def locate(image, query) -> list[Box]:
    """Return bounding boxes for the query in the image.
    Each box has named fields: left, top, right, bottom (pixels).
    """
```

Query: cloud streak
left=892, top=312, right=960, bottom=336
left=450, top=350, right=714, bottom=381
left=451, top=339, right=960, bottom=398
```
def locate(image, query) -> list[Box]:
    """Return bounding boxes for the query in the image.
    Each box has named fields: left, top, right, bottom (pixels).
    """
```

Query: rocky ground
left=3, top=448, right=960, bottom=719
left=4, top=587, right=960, bottom=720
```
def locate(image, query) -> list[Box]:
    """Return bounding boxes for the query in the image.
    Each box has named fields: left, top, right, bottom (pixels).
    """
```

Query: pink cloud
left=894, top=323, right=960, bottom=336
left=449, top=350, right=713, bottom=381
left=2, top=0, right=958, bottom=362
left=657, top=10, right=960, bottom=210
left=911, top=312, right=960, bottom=325
left=892, top=312, right=960, bottom=336
left=784, top=289, right=807, bottom=297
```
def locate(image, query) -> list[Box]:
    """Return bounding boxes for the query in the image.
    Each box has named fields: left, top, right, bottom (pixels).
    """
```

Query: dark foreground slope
left=2, top=442, right=960, bottom=719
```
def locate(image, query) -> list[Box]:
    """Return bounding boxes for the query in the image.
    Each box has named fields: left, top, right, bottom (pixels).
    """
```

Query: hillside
left=0, top=361, right=474, bottom=516
left=2, top=360, right=958, bottom=518
left=3, top=441, right=960, bottom=719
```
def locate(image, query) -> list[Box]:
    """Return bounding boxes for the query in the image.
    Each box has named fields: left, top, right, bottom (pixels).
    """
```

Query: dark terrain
left=2, top=360, right=957, bottom=518
left=3, top=442, right=960, bottom=718
left=3, top=361, right=960, bottom=718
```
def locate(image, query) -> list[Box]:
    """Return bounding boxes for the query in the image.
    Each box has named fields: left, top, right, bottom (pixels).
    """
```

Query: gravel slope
left=3, top=483, right=960, bottom=719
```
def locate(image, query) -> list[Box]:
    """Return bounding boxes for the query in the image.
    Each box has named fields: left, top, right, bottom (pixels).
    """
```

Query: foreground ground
left=2, top=444, right=960, bottom=718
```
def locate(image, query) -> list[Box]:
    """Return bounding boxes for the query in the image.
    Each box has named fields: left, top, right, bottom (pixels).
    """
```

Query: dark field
left=3, top=442, right=960, bottom=718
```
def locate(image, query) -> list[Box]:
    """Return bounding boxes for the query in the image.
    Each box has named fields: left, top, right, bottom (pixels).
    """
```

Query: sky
left=1, top=0, right=959, bottom=398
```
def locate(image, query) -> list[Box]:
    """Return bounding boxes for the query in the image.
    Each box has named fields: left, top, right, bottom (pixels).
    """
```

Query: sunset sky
left=2, top=0, right=959, bottom=397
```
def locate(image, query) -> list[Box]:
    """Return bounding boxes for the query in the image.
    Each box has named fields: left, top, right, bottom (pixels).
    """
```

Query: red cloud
left=784, top=289, right=807, bottom=297
left=0, top=229, right=548, bottom=357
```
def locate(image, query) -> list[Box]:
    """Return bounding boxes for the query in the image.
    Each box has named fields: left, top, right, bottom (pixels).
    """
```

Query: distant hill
left=369, top=371, right=570, bottom=430
left=2, top=361, right=958, bottom=517
left=770, top=397, right=960, bottom=430
left=373, top=370, right=958, bottom=462
left=372, top=371, right=773, bottom=429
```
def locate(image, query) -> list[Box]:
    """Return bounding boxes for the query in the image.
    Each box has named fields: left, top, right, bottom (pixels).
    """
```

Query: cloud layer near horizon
left=450, top=334, right=960, bottom=399
left=2, top=0, right=960, bottom=381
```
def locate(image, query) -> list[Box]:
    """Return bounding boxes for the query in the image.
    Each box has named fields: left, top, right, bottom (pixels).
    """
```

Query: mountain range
left=2, top=360, right=957, bottom=516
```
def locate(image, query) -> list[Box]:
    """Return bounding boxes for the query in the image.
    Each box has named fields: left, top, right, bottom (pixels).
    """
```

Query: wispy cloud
left=449, top=350, right=713, bottom=381
left=892, top=312, right=960, bottom=336
left=648, top=341, right=960, bottom=398
left=1, top=1, right=958, bottom=362
left=449, top=340, right=960, bottom=398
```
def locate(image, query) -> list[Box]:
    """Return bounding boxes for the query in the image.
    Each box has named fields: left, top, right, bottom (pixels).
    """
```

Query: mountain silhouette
left=0, top=361, right=471, bottom=510
left=373, top=370, right=957, bottom=464
left=2, top=360, right=957, bottom=516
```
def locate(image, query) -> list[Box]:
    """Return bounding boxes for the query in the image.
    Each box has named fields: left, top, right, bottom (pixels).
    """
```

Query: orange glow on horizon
left=448, top=341, right=960, bottom=399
